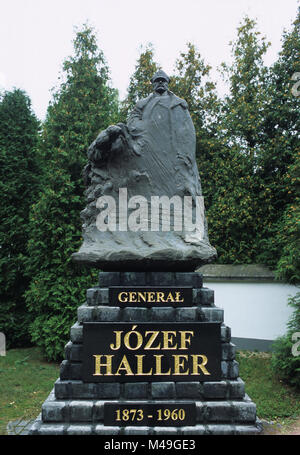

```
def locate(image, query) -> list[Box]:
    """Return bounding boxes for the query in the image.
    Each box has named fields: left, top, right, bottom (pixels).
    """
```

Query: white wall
left=205, top=281, right=299, bottom=341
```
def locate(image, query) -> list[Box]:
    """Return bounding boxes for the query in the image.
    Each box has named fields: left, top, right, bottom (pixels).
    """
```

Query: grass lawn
left=0, top=347, right=299, bottom=435
left=0, top=347, right=60, bottom=435
left=237, top=351, right=300, bottom=426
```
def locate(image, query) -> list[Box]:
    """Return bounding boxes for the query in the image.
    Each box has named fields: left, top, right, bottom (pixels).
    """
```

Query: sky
left=0, top=0, right=298, bottom=120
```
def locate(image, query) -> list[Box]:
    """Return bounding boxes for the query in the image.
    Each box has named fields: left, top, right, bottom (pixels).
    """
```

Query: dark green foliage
left=271, top=293, right=300, bottom=389
left=263, top=9, right=300, bottom=283
left=169, top=42, right=220, bottom=135
left=0, top=89, right=40, bottom=347
left=206, top=17, right=272, bottom=264
left=120, top=44, right=160, bottom=121
left=202, top=14, right=299, bottom=274
left=41, top=25, right=119, bottom=179
left=167, top=43, right=226, bottom=255
left=25, top=25, right=119, bottom=361
left=114, top=18, right=299, bottom=278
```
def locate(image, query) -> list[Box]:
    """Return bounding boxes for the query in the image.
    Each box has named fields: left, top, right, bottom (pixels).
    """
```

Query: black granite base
left=28, top=272, right=262, bottom=435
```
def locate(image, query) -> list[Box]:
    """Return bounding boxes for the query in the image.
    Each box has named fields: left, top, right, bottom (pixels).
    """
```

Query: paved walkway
left=6, top=418, right=300, bottom=435
left=6, top=419, right=35, bottom=435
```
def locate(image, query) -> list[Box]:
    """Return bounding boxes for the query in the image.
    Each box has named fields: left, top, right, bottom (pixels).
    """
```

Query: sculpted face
left=152, top=77, right=169, bottom=95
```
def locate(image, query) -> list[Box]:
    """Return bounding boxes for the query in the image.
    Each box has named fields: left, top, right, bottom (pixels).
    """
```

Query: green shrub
left=0, top=89, right=40, bottom=348
left=271, top=292, right=300, bottom=388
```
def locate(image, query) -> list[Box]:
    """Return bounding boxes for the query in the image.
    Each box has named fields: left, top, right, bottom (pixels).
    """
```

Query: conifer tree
left=169, top=42, right=221, bottom=199
left=120, top=44, right=160, bottom=121
left=25, top=25, right=119, bottom=360
left=209, top=17, right=271, bottom=263
left=262, top=8, right=300, bottom=282
left=0, top=89, right=40, bottom=347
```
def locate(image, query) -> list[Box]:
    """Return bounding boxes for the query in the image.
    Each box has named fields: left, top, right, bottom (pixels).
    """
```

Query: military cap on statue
left=150, top=69, right=170, bottom=83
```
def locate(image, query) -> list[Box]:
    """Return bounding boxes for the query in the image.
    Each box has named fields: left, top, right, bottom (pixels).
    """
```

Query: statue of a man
left=72, top=70, right=217, bottom=271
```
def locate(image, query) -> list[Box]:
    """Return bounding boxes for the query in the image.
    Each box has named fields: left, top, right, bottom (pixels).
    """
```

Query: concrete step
left=98, top=271, right=203, bottom=288
left=77, top=304, right=223, bottom=323
left=54, top=376, right=245, bottom=400
left=41, top=389, right=257, bottom=425
left=29, top=416, right=263, bottom=435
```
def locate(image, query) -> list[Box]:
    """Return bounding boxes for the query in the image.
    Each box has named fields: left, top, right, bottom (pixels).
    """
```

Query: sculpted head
left=151, top=70, right=170, bottom=95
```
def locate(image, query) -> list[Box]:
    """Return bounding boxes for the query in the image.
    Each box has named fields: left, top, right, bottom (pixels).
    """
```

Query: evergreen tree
left=221, top=17, right=270, bottom=157
left=0, top=89, right=40, bottom=347
left=170, top=43, right=220, bottom=137
left=263, top=8, right=300, bottom=282
left=209, top=17, right=271, bottom=263
left=275, top=154, right=300, bottom=284
left=267, top=9, right=300, bottom=389
left=25, top=25, right=119, bottom=360
left=214, top=12, right=299, bottom=276
left=120, top=14, right=299, bottom=279
left=120, top=44, right=160, bottom=121
left=168, top=43, right=225, bottom=248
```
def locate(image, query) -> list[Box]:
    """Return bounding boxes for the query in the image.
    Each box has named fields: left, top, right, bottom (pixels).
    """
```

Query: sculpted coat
left=72, top=76, right=217, bottom=271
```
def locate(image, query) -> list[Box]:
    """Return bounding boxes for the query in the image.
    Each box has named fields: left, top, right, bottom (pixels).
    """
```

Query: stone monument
left=29, top=71, right=262, bottom=435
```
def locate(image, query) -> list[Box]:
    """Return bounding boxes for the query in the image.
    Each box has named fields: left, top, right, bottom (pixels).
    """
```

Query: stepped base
left=29, top=415, right=263, bottom=436
left=28, top=387, right=262, bottom=435
left=28, top=272, right=263, bottom=436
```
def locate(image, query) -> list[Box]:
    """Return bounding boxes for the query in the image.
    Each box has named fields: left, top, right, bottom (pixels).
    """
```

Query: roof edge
left=196, top=264, right=276, bottom=282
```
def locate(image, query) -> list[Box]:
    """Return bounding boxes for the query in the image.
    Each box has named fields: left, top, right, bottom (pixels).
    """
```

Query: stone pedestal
left=29, top=272, right=262, bottom=435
